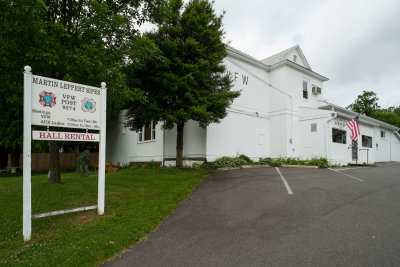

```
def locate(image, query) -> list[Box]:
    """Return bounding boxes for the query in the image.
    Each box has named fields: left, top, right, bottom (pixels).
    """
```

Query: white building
left=106, top=45, right=400, bottom=166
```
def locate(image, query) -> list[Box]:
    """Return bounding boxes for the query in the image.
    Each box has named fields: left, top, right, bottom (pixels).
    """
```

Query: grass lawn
left=0, top=167, right=211, bottom=266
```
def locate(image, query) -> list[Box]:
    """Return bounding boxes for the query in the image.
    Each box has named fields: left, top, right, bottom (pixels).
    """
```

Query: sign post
left=98, top=82, right=107, bottom=215
left=23, top=66, right=106, bottom=241
left=23, top=66, right=32, bottom=241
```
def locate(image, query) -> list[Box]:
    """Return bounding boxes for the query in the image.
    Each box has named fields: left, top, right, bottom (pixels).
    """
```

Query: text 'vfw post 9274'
left=23, top=66, right=107, bottom=241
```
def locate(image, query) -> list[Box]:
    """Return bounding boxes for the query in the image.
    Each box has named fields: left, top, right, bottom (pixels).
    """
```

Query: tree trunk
left=10, top=148, right=20, bottom=173
left=176, top=122, right=184, bottom=168
left=49, top=141, right=61, bottom=184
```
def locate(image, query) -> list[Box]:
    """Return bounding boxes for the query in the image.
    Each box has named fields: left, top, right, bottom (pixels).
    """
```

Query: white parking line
left=376, top=163, right=399, bottom=166
left=328, top=168, right=364, bottom=182
left=275, top=167, right=293, bottom=195
left=335, top=167, right=366, bottom=171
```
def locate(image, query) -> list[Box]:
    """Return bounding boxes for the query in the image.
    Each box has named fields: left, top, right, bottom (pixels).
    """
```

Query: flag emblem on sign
left=81, top=98, right=96, bottom=113
left=347, top=115, right=361, bottom=141
left=39, top=91, right=56, bottom=107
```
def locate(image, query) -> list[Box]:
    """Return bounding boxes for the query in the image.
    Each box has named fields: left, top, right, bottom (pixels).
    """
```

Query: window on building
left=332, top=128, right=346, bottom=144
left=362, top=135, right=372, bottom=148
left=381, top=131, right=385, bottom=138
left=311, top=123, right=317, bottom=132
left=138, top=121, right=156, bottom=142
left=293, top=55, right=297, bottom=62
left=303, top=81, right=308, bottom=99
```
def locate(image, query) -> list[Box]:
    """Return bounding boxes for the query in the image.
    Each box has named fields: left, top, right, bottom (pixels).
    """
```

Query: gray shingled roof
left=260, top=46, right=297, bottom=65
left=319, top=103, right=400, bottom=131
left=260, top=45, right=312, bottom=70
left=226, top=45, right=328, bottom=82
left=226, top=46, right=261, bottom=63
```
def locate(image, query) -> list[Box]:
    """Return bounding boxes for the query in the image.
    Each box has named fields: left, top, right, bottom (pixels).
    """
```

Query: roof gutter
left=227, top=47, right=269, bottom=70
left=320, top=104, right=399, bottom=130
left=270, top=60, right=329, bottom=82
left=226, top=47, right=330, bottom=83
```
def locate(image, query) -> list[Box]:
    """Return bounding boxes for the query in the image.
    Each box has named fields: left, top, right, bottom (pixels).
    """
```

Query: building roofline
left=281, top=45, right=312, bottom=70
left=227, top=46, right=329, bottom=82
left=270, top=60, right=329, bottom=82
left=319, top=103, right=400, bottom=131
left=226, top=46, right=269, bottom=69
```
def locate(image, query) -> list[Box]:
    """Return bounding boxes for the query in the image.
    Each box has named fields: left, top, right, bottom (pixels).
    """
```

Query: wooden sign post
left=23, top=66, right=107, bottom=241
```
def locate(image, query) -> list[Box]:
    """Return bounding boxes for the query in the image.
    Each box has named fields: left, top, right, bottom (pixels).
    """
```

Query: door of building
left=352, top=140, right=358, bottom=162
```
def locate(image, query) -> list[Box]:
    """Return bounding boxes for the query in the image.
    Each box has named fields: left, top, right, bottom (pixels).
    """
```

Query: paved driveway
left=103, top=163, right=400, bottom=266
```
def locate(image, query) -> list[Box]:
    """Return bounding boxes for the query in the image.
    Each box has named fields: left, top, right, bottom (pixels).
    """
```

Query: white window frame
left=380, top=131, right=386, bottom=138
left=332, top=128, right=346, bottom=144
left=303, top=80, right=308, bottom=99
left=362, top=135, right=372, bottom=148
left=138, top=121, right=156, bottom=143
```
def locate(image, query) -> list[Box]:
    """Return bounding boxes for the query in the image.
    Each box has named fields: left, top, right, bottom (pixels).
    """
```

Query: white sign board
left=32, top=131, right=99, bottom=142
left=31, top=75, right=102, bottom=129
left=23, top=66, right=107, bottom=242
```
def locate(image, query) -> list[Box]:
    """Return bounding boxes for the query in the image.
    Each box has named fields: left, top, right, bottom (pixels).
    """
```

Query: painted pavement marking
left=334, top=167, right=367, bottom=171
left=328, top=168, right=364, bottom=182
left=275, top=167, right=294, bottom=195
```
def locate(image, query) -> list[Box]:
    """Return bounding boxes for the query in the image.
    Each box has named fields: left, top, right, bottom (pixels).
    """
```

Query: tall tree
left=346, top=91, right=380, bottom=116
left=371, top=112, right=400, bottom=129
left=126, top=0, right=239, bottom=168
left=0, top=0, right=45, bottom=172
left=0, top=0, right=163, bottom=181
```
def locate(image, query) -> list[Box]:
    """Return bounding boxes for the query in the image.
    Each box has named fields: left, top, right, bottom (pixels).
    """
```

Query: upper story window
left=138, top=121, right=156, bottom=142
left=381, top=131, right=385, bottom=138
left=332, top=128, right=346, bottom=144
left=293, top=55, right=297, bottom=62
left=362, top=135, right=372, bottom=148
left=311, top=123, right=317, bottom=132
left=303, top=81, right=308, bottom=99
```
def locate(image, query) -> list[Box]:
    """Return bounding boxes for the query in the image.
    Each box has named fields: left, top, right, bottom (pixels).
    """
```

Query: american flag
left=347, top=115, right=361, bottom=141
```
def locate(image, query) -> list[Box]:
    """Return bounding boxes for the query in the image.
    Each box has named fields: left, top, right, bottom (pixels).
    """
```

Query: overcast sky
left=211, top=0, right=400, bottom=108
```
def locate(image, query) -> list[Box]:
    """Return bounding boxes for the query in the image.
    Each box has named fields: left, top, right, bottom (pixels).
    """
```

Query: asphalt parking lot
left=103, top=163, right=400, bottom=267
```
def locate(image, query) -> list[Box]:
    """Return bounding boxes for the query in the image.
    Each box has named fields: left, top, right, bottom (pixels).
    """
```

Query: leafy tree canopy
left=125, top=0, right=239, bottom=167
left=0, top=0, right=164, bottom=150
left=347, top=91, right=400, bottom=131
left=346, top=91, right=380, bottom=116
left=371, top=112, right=400, bottom=129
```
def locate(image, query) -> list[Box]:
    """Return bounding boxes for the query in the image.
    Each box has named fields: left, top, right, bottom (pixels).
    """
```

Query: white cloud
left=213, top=0, right=400, bottom=108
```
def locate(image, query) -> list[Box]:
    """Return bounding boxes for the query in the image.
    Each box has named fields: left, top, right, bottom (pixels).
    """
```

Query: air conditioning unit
left=312, top=86, right=321, bottom=95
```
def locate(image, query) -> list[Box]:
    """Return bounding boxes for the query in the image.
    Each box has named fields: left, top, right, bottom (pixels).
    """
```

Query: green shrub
left=270, top=158, right=283, bottom=167
left=212, top=156, right=248, bottom=168
left=200, top=162, right=214, bottom=169
left=258, top=157, right=273, bottom=165
left=283, top=157, right=299, bottom=165
left=146, top=161, right=160, bottom=168
left=258, top=157, right=329, bottom=168
left=259, top=157, right=282, bottom=167
left=238, top=154, right=252, bottom=164
left=212, top=156, right=330, bottom=169
left=309, top=157, right=329, bottom=168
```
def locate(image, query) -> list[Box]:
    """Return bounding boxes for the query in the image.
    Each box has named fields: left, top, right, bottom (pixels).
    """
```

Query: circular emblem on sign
left=39, top=91, right=56, bottom=107
left=81, top=98, right=96, bottom=113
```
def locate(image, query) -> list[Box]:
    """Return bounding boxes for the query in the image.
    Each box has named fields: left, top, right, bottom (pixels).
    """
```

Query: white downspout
left=162, top=122, right=166, bottom=166
left=390, top=131, right=392, bottom=162
left=390, top=130, right=398, bottom=162
left=326, top=110, right=337, bottom=163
